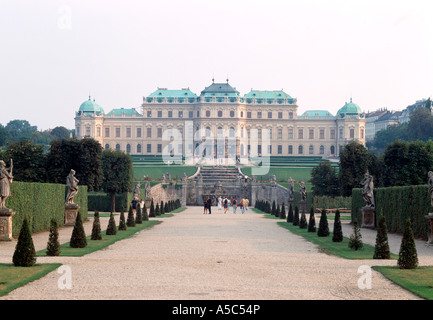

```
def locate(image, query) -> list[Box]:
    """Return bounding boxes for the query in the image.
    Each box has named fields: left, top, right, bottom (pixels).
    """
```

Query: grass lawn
left=37, top=220, right=161, bottom=257
left=0, top=263, right=61, bottom=296
left=252, top=208, right=398, bottom=260
left=373, top=266, right=433, bottom=300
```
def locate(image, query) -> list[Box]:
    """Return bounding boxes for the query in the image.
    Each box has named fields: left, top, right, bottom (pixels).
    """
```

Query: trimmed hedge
left=6, top=181, right=88, bottom=237
left=352, top=185, right=429, bottom=239
left=88, top=191, right=132, bottom=213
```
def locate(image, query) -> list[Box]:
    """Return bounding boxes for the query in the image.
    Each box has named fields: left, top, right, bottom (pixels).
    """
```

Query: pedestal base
left=0, top=208, right=16, bottom=241
left=425, top=214, right=433, bottom=245
left=299, top=200, right=307, bottom=213
left=65, top=204, right=79, bottom=226
left=361, top=207, right=376, bottom=228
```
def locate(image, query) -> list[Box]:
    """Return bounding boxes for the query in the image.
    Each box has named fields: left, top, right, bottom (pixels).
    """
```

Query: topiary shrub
left=126, top=205, right=136, bottom=227
left=70, top=211, right=87, bottom=248
left=299, top=211, right=308, bottom=229
left=317, top=209, right=330, bottom=237
left=373, top=214, right=391, bottom=259
left=142, top=202, right=149, bottom=221
left=106, top=212, right=117, bottom=235
left=348, top=220, right=363, bottom=250
left=398, top=219, right=418, bottom=269
left=160, top=201, right=165, bottom=215
left=91, top=212, right=102, bottom=240
left=308, top=206, right=316, bottom=232
left=118, top=207, right=127, bottom=231
left=13, top=218, right=36, bottom=267
left=149, top=199, right=155, bottom=217
left=332, top=209, right=343, bottom=242
left=155, top=203, right=160, bottom=216
left=135, top=204, right=142, bottom=224
left=276, top=204, right=281, bottom=218
left=46, top=218, right=61, bottom=256
left=280, top=203, right=286, bottom=219
left=293, top=206, right=299, bottom=226
left=271, top=201, right=276, bottom=216
left=287, top=204, right=293, bottom=223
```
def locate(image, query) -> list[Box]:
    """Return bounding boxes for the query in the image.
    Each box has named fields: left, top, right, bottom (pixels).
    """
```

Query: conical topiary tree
left=149, top=199, right=155, bottom=217
left=127, top=205, right=136, bottom=227
left=287, top=204, right=293, bottom=223
left=155, top=203, right=160, bottom=216
left=271, top=201, right=276, bottom=216
left=373, top=214, right=391, bottom=259
left=106, top=212, right=117, bottom=235
left=142, top=202, right=149, bottom=221
left=280, top=203, right=286, bottom=219
left=293, top=206, right=300, bottom=226
left=299, top=211, right=308, bottom=229
left=70, top=211, right=87, bottom=248
left=135, top=204, right=142, bottom=224
left=13, top=218, right=36, bottom=267
left=332, top=209, right=343, bottom=242
left=276, top=204, right=281, bottom=218
left=46, top=218, right=61, bottom=256
left=91, top=211, right=102, bottom=240
left=317, top=209, right=330, bottom=237
left=118, top=207, right=127, bottom=231
left=398, top=219, right=418, bottom=269
left=348, top=220, right=363, bottom=250
left=308, top=206, right=316, bottom=232
left=160, top=201, right=165, bottom=215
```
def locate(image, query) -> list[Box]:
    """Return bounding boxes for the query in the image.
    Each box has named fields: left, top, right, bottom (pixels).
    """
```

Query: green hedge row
left=88, top=191, right=132, bottom=212
left=352, top=185, right=430, bottom=239
left=6, top=181, right=88, bottom=237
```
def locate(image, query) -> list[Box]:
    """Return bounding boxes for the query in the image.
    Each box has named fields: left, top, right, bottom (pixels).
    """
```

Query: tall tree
left=311, top=161, right=339, bottom=197
left=407, top=107, right=433, bottom=142
left=101, top=149, right=134, bottom=212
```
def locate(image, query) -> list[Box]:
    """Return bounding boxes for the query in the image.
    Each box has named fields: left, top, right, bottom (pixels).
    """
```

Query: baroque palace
left=75, top=80, right=366, bottom=163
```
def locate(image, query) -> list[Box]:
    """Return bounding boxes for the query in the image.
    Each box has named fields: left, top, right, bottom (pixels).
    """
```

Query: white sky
left=1, top=0, right=432, bottom=130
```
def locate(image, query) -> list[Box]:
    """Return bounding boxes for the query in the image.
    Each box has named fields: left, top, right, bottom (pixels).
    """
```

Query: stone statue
left=65, top=169, right=79, bottom=204
left=145, top=181, right=152, bottom=201
left=361, top=171, right=375, bottom=208
left=0, top=160, right=13, bottom=208
left=133, top=182, right=141, bottom=200
left=288, top=177, right=295, bottom=201
left=299, top=181, right=306, bottom=202
left=428, top=171, right=433, bottom=210
left=182, top=172, right=188, bottom=183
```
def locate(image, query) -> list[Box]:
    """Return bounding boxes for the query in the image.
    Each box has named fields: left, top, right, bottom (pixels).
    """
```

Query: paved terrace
left=1, top=206, right=432, bottom=300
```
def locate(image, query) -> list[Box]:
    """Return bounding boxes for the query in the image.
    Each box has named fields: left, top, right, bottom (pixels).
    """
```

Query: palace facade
left=75, top=80, right=366, bottom=163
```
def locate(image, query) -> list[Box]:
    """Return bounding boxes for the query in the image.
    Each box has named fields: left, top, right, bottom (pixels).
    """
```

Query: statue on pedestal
left=288, top=177, right=295, bottom=202
left=360, top=171, right=375, bottom=208
left=0, top=160, right=13, bottom=209
left=428, top=171, right=433, bottom=210
left=299, top=181, right=306, bottom=202
left=133, top=182, right=141, bottom=200
left=65, top=169, right=79, bottom=205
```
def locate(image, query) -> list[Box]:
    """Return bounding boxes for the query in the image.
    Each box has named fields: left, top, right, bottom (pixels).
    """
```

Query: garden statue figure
left=133, top=182, right=141, bottom=200
left=288, top=177, right=295, bottom=201
left=299, top=181, right=306, bottom=202
left=428, top=171, right=433, bottom=210
left=0, top=160, right=13, bottom=208
left=65, top=169, right=79, bottom=204
left=360, top=171, right=375, bottom=208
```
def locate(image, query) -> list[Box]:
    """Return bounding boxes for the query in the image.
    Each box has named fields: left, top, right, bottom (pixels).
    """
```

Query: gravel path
left=0, top=207, right=431, bottom=300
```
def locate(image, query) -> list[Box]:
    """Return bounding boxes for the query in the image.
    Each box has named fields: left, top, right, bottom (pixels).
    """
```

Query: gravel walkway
left=0, top=207, right=432, bottom=300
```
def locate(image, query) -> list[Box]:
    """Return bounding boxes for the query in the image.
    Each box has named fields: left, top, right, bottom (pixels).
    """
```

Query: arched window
left=105, top=144, right=110, bottom=150
left=298, top=145, right=303, bottom=154
left=116, top=144, right=121, bottom=151
left=126, top=144, right=131, bottom=153
left=137, top=144, right=142, bottom=153
left=330, top=145, right=335, bottom=155
left=229, top=127, right=235, bottom=138
left=218, top=111, right=223, bottom=117
left=320, top=145, right=324, bottom=154
left=217, top=127, right=223, bottom=137
left=309, top=145, right=314, bottom=154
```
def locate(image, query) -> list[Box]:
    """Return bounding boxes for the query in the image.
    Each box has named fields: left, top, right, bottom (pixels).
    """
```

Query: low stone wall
left=150, top=182, right=183, bottom=205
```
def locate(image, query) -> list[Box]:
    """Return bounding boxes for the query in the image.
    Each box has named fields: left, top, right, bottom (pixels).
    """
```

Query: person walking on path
left=232, top=197, right=237, bottom=214
left=223, top=197, right=228, bottom=214
left=207, top=197, right=212, bottom=214
left=203, top=196, right=209, bottom=214
left=240, top=197, right=245, bottom=214
left=244, top=198, right=249, bottom=211
left=217, top=196, right=222, bottom=211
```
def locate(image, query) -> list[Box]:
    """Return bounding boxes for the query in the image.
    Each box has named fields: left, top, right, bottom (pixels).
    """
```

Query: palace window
left=230, top=111, right=235, bottom=117
left=298, top=128, right=303, bottom=139
left=278, top=145, right=282, bottom=154
left=157, top=128, right=162, bottom=138
left=206, top=111, right=211, bottom=117
left=218, top=111, right=223, bottom=117
left=147, top=128, right=152, bottom=138
left=168, top=111, right=173, bottom=118
left=137, top=144, right=142, bottom=153
left=298, top=145, right=303, bottom=154
left=126, top=144, right=131, bottom=153
left=288, top=128, right=293, bottom=139
left=85, top=126, right=91, bottom=136
left=157, top=144, right=162, bottom=153
left=178, top=111, right=183, bottom=118
left=247, top=112, right=251, bottom=119
left=116, top=128, right=121, bottom=138
left=189, top=111, right=193, bottom=118
left=105, top=127, right=110, bottom=137
left=116, top=144, right=121, bottom=151
left=126, top=127, right=131, bottom=138
left=278, top=112, right=283, bottom=119
left=105, top=144, right=110, bottom=150
left=147, top=111, right=152, bottom=118
left=268, top=112, right=272, bottom=119
left=350, top=128, right=355, bottom=139
left=320, top=145, right=324, bottom=154
left=278, top=129, right=282, bottom=139
left=330, top=129, right=335, bottom=139
left=320, top=129, right=325, bottom=139
left=309, top=129, right=314, bottom=139
left=158, top=111, right=162, bottom=118
left=309, top=145, right=314, bottom=154
left=288, top=145, right=293, bottom=154
left=257, top=112, right=262, bottom=119
left=289, top=112, right=293, bottom=119
left=147, top=144, right=151, bottom=153
left=137, top=127, right=142, bottom=138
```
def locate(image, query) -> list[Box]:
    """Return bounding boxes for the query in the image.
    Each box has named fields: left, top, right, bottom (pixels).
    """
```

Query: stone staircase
left=197, top=167, right=241, bottom=183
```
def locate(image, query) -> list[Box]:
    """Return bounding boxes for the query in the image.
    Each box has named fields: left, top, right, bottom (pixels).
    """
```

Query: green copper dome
left=337, top=98, right=362, bottom=116
left=79, top=97, right=104, bottom=115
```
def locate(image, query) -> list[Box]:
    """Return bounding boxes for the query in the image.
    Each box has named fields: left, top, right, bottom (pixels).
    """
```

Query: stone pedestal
left=0, top=208, right=16, bottom=241
left=65, top=203, right=79, bottom=226
left=361, top=206, right=376, bottom=228
left=425, top=214, right=433, bottom=245
left=299, top=200, right=307, bottom=213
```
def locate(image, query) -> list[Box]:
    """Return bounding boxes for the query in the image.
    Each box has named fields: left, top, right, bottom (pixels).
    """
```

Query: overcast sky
left=1, top=0, right=432, bottom=130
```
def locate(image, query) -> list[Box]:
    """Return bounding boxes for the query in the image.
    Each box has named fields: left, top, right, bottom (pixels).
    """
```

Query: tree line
left=0, top=137, right=133, bottom=211
left=312, top=139, right=433, bottom=197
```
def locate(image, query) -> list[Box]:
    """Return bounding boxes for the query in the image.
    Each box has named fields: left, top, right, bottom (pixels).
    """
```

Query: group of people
left=203, top=196, right=249, bottom=214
